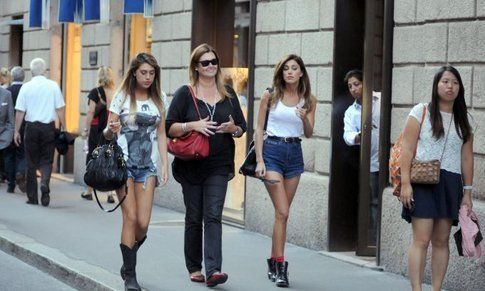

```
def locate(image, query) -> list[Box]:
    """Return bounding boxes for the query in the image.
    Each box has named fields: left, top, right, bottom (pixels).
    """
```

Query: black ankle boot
left=275, top=261, right=289, bottom=287
left=121, top=236, right=147, bottom=280
left=267, top=258, right=276, bottom=282
left=120, top=244, right=141, bottom=291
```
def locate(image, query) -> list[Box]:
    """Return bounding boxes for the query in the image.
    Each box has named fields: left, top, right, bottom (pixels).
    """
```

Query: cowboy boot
left=120, top=244, right=141, bottom=291
left=275, top=261, right=289, bottom=287
left=121, top=236, right=146, bottom=280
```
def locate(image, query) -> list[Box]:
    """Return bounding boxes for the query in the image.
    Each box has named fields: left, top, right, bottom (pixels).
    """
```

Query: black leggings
left=181, top=174, right=228, bottom=277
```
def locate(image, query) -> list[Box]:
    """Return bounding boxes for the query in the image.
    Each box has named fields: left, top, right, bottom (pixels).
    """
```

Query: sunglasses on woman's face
left=198, top=58, right=218, bottom=67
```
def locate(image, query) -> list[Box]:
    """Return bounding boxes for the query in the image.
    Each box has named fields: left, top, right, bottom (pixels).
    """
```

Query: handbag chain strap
left=439, top=114, right=453, bottom=163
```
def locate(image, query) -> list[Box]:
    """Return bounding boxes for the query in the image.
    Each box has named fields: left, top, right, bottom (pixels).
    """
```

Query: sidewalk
left=0, top=178, right=422, bottom=291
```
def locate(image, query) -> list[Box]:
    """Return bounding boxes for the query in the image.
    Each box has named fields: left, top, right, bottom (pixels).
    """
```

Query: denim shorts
left=127, top=166, right=158, bottom=186
left=263, top=137, right=304, bottom=179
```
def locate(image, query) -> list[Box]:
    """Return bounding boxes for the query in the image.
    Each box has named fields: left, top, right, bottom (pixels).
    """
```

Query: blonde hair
left=188, top=43, right=228, bottom=99
left=0, top=67, right=11, bottom=85
left=97, top=66, right=114, bottom=89
left=116, top=53, right=165, bottom=120
left=270, top=54, right=316, bottom=110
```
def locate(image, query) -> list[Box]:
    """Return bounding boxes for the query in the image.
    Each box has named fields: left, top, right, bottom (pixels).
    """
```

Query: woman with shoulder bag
left=165, top=43, right=246, bottom=287
left=400, top=66, right=476, bottom=291
left=254, top=54, right=316, bottom=287
left=81, top=66, right=116, bottom=203
left=104, top=53, right=169, bottom=291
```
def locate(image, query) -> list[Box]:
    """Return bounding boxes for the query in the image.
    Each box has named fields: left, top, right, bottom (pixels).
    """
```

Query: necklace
left=196, top=84, right=218, bottom=121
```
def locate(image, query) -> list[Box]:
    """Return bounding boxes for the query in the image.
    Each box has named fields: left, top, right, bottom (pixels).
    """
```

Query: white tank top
left=266, top=99, right=305, bottom=137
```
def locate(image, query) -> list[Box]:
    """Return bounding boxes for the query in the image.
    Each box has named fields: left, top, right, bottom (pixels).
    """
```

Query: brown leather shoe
left=206, top=272, right=228, bottom=287
left=189, top=273, right=205, bottom=283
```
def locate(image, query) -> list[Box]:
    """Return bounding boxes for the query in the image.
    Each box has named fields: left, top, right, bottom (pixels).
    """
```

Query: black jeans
left=24, top=122, right=56, bottom=201
left=3, top=142, right=26, bottom=189
left=181, top=174, right=228, bottom=277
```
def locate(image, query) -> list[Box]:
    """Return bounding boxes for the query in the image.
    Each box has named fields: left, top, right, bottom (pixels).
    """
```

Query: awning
left=58, top=0, right=83, bottom=23
left=83, top=0, right=100, bottom=21
left=124, top=0, right=153, bottom=18
left=29, top=0, right=149, bottom=29
left=29, top=0, right=50, bottom=29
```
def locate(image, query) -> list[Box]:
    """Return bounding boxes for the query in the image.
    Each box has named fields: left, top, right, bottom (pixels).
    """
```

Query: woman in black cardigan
left=166, top=43, right=246, bottom=287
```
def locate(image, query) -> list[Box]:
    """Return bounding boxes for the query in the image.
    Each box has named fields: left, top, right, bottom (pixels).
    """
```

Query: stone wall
left=246, top=0, right=335, bottom=251
left=151, top=0, right=193, bottom=212
left=382, top=1, right=485, bottom=289
left=0, top=0, right=50, bottom=80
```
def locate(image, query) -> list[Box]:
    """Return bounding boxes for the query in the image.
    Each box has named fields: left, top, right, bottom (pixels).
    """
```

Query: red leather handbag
left=167, top=85, right=209, bottom=160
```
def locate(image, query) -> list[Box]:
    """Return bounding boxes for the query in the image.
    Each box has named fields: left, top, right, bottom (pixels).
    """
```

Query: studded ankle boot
left=275, top=261, right=289, bottom=287
left=267, top=258, right=276, bottom=282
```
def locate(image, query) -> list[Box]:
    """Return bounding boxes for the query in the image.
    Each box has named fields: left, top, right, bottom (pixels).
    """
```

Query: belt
left=267, top=136, right=301, bottom=143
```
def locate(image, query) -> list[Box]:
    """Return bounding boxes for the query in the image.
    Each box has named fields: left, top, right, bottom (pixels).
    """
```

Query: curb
left=0, top=224, right=123, bottom=291
left=318, top=251, right=385, bottom=271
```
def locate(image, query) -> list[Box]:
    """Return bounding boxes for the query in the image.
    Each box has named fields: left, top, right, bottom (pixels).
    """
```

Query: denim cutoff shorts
left=263, top=137, right=304, bottom=179
left=127, top=166, right=158, bottom=187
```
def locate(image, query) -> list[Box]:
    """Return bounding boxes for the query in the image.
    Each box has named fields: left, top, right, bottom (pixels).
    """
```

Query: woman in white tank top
left=253, top=55, right=317, bottom=287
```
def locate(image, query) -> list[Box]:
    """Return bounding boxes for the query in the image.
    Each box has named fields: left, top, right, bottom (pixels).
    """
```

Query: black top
left=166, top=85, right=247, bottom=184
left=87, top=86, right=108, bottom=130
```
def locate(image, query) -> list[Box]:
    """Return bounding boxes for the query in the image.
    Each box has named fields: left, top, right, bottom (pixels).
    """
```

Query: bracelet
left=463, top=185, right=473, bottom=190
left=232, top=127, right=240, bottom=137
left=181, top=122, right=187, bottom=133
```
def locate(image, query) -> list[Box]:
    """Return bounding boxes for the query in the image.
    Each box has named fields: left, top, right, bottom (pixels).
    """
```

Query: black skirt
left=402, top=169, right=463, bottom=226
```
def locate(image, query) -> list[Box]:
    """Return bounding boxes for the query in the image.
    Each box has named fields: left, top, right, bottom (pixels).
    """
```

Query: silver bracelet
left=181, top=122, right=187, bottom=133
left=463, top=185, right=473, bottom=190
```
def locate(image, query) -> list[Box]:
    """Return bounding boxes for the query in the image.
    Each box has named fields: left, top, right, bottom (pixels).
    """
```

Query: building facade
left=1, top=1, right=484, bottom=289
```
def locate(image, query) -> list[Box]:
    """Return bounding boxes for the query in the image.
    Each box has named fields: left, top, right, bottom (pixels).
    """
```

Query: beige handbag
left=410, top=114, right=453, bottom=185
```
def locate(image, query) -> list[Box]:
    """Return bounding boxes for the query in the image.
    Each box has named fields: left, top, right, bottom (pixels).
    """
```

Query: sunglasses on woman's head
left=198, top=58, right=218, bottom=67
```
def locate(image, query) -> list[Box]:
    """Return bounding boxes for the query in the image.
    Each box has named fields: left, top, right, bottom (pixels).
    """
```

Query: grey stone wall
left=382, top=1, right=485, bottom=289
left=151, top=0, right=192, bottom=212
left=381, top=188, right=485, bottom=291
left=0, top=0, right=50, bottom=79
left=246, top=0, right=335, bottom=251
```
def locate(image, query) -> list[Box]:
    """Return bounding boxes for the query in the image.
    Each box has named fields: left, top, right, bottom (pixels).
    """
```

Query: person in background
left=0, top=67, right=12, bottom=182
left=254, top=54, right=316, bottom=288
left=4, top=66, right=26, bottom=193
left=0, top=86, right=14, bottom=189
left=166, top=43, right=247, bottom=287
left=400, top=66, right=475, bottom=291
left=14, top=58, right=66, bottom=207
left=104, top=53, right=169, bottom=291
left=0, top=67, right=11, bottom=88
left=81, top=66, right=116, bottom=203
left=342, top=69, right=381, bottom=245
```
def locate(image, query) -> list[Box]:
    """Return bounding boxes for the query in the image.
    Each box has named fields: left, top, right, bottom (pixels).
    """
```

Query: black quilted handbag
left=84, top=138, right=127, bottom=212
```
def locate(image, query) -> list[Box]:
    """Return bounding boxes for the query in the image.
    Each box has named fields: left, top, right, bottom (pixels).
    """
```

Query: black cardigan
left=165, top=85, right=247, bottom=184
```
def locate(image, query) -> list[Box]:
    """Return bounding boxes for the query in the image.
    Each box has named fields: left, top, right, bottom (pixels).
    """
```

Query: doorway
left=128, top=14, right=152, bottom=61
left=328, top=0, right=387, bottom=260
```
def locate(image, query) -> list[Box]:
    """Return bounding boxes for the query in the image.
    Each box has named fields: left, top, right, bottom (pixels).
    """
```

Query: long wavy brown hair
left=117, top=53, right=164, bottom=116
left=188, top=43, right=228, bottom=99
left=270, top=54, right=316, bottom=110
left=429, top=65, right=471, bottom=142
